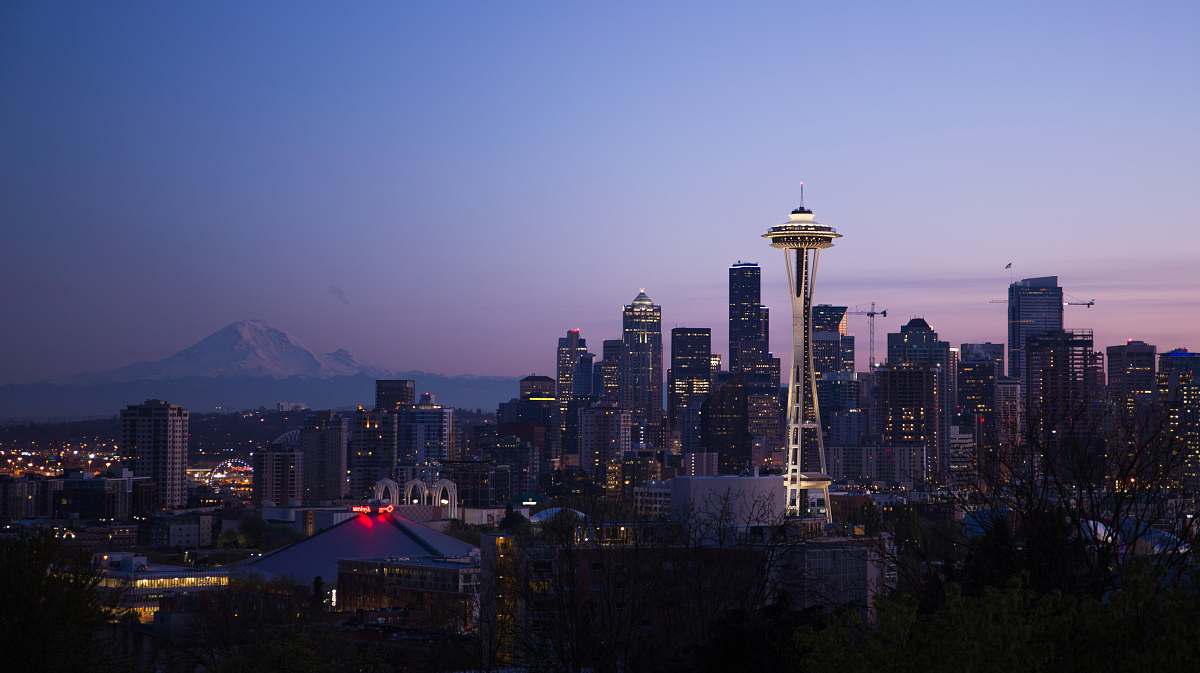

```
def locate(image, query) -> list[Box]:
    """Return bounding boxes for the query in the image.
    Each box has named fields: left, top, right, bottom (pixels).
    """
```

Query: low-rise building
left=141, top=511, right=214, bottom=548
left=95, top=551, right=230, bottom=622
left=336, top=556, right=480, bottom=633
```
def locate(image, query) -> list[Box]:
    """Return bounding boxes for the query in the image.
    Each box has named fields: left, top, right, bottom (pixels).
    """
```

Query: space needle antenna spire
left=762, top=191, right=840, bottom=522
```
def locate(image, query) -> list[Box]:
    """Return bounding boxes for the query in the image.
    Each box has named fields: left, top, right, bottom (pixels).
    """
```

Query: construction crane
left=847, top=302, right=888, bottom=370
left=988, top=297, right=1096, bottom=308
left=988, top=295, right=1095, bottom=329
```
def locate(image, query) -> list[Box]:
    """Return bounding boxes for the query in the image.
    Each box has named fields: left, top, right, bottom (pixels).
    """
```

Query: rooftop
left=242, top=511, right=476, bottom=584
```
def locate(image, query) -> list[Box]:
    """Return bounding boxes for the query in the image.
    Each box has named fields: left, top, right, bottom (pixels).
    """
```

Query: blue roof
left=530, top=507, right=586, bottom=524
left=242, top=513, right=475, bottom=584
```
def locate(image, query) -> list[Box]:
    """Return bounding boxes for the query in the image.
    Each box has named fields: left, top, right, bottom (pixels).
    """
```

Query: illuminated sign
left=353, top=503, right=396, bottom=514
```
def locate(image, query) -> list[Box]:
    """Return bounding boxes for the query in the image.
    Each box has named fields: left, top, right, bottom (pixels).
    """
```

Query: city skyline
left=4, top=5, right=1200, bottom=670
left=3, top=3, right=1199, bottom=384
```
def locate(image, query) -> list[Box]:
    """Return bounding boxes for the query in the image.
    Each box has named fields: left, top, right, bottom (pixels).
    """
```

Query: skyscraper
left=556, top=329, right=589, bottom=450
left=874, top=363, right=941, bottom=485
left=300, top=410, right=349, bottom=504
left=887, top=318, right=952, bottom=478
left=812, top=305, right=855, bottom=375
left=597, top=339, right=624, bottom=403
left=349, top=407, right=398, bottom=497
left=887, top=318, right=950, bottom=367
left=727, top=262, right=782, bottom=457
left=957, top=360, right=997, bottom=438
left=621, top=290, right=664, bottom=448
left=1024, top=329, right=1104, bottom=480
left=578, top=403, right=632, bottom=478
left=995, top=377, right=1023, bottom=452
left=1159, top=349, right=1200, bottom=491
left=669, top=327, right=712, bottom=454
left=375, top=380, right=416, bottom=412
left=1008, top=276, right=1064, bottom=391
left=499, top=378, right=559, bottom=486
left=729, top=262, right=770, bottom=374
left=121, top=399, right=189, bottom=509
left=702, top=375, right=752, bottom=475
left=572, top=353, right=595, bottom=398
left=744, top=354, right=783, bottom=466
left=1107, top=340, right=1157, bottom=408
left=957, top=359, right=997, bottom=480
left=810, top=304, right=857, bottom=453
left=763, top=199, right=839, bottom=521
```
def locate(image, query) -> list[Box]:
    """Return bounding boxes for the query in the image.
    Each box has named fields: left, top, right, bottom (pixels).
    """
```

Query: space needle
left=763, top=186, right=839, bottom=522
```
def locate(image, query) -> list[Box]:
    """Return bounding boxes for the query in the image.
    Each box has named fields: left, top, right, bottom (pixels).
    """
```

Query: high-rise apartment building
left=121, top=400, right=189, bottom=509
left=299, top=410, right=348, bottom=504
left=621, top=291, right=664, bottom=448
left=399, top=393, right=457, bottom=464
left=1008, top=276, right=1064, bottom=391
left=252, top=448, right=303, bottom=508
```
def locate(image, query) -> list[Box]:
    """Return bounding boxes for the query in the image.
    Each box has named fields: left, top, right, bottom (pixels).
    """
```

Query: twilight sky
left=2, top=1, right=1198, bottom=384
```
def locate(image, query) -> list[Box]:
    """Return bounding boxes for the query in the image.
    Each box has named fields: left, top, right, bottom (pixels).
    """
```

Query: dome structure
left=529, top=507, right=586, bottom=524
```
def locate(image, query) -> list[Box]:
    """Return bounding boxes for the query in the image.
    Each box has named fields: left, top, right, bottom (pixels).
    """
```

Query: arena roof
left=241, top=512, right=476, bottom=584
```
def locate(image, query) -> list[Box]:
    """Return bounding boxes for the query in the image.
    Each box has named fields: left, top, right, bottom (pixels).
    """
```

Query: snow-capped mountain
left=74, top=320, right=389, bottom=383
left=0, top=321, right=517, bottom=420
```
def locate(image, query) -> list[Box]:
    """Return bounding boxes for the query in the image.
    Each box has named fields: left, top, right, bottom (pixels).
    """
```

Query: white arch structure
left=403, top=479, right=459, bottom=519
left=372, top=477, right=459, bottom=518
left=373, top=478, right=401, bottom=506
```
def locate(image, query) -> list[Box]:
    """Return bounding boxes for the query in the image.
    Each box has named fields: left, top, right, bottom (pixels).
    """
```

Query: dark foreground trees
left=0, top=532, right=126, bottom=673
left=797, top=571, right=1200, bottom=673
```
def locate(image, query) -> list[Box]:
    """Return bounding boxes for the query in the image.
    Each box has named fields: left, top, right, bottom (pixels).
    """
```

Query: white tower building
left=763, top=198, right=839, bottom=522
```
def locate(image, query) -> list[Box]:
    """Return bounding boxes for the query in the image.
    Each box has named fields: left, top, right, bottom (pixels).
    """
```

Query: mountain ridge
left=1, top=321, right=520, bottom=420
left=66, top=320, right=392, bottom=383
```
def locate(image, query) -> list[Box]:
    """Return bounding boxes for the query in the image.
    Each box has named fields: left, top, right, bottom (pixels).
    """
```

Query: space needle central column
left=763, top=199, right=840, bottom=522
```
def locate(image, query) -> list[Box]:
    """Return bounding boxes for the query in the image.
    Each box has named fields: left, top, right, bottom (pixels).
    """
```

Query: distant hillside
left=0, top=320, right=519, bottom=420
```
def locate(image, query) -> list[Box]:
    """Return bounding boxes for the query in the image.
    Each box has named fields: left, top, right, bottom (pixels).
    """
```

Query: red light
left=351, top=505, right=371, bottom=514
left=377, top=504, right=395, bottom=514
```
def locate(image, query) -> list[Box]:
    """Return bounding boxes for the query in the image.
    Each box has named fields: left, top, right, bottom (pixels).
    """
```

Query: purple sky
left=2, top=2, right=1198, bottom=384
